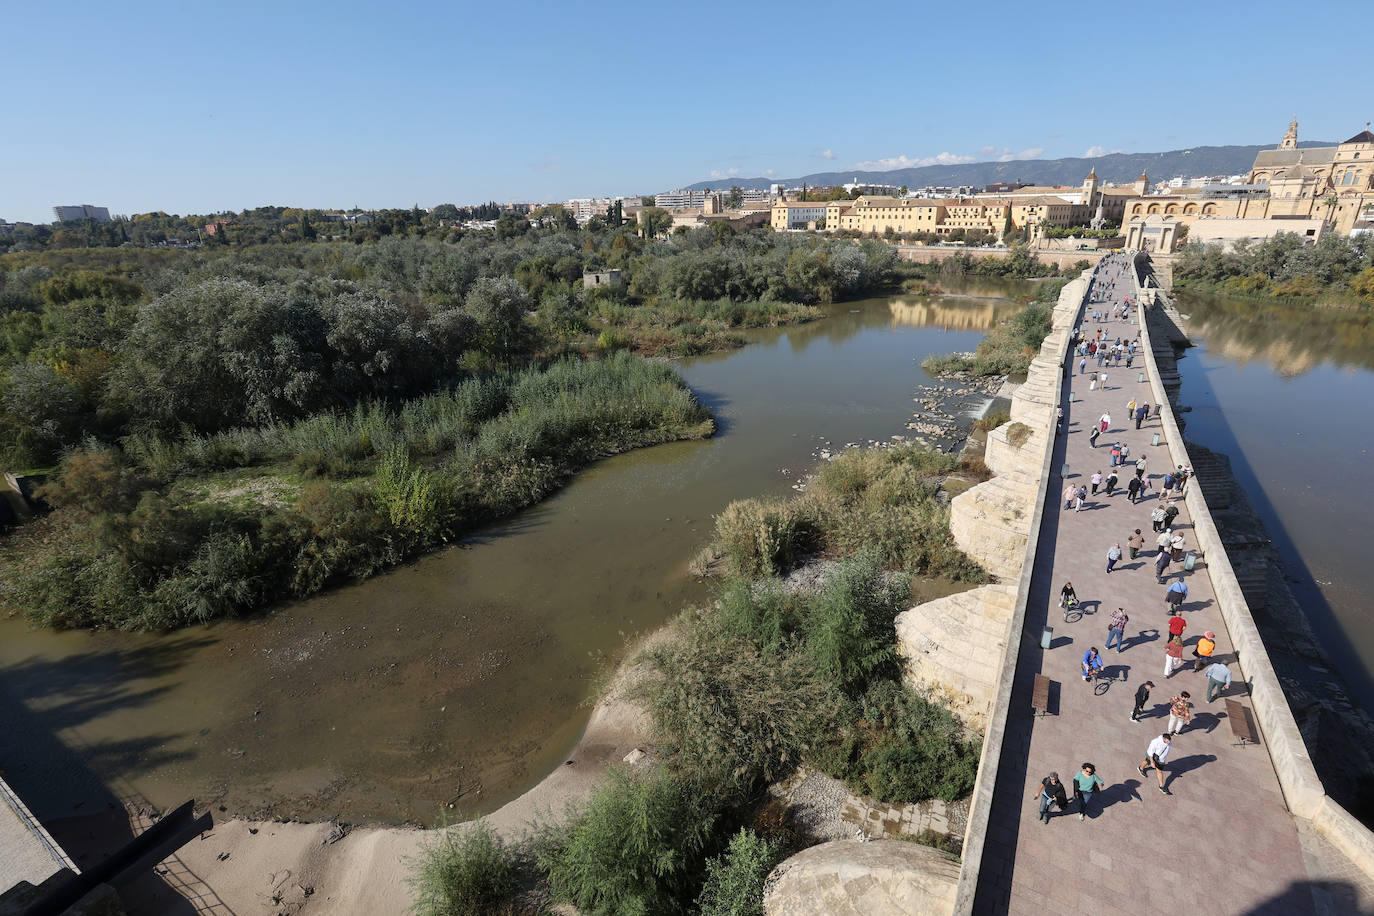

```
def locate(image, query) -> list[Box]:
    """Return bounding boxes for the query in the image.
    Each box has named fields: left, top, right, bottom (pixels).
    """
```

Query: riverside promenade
left=971, top=259, right=1315, bottom=914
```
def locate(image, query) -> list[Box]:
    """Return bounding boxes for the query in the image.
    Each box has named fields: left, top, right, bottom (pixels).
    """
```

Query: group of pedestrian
left=1036, top=256, right=1239, bottom=824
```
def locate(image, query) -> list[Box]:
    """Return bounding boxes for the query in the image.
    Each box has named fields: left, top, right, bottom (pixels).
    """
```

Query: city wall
left=895, top=245, right=1109, bottom=272
left=1130, top=255, right=1374, bottom=886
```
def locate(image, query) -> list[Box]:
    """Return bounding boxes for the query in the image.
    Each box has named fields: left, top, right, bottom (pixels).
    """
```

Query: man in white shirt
left=1137, top=733, right=1173, bottom=795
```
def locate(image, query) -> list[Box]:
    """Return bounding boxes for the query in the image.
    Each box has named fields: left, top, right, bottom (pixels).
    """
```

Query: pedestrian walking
left=1203, top=661, right=1233, bottom=702
left=1155, top=546, right=1171, bottom=582
left=1030, top=772, right=1067, bottom=824
left=1097, top=349, right=1106, bottom=367
left=1106, top=606, right=1128, bottom=652
left=1091, top=471, right=1103, bottom=495
left=1104, top=471, right=1118, bottom=496
left=1135, top=456, right=1147, bottom=476
left=1131, top=680, right=1156, bottom=722
left=1075, top=485, right=1087, bottom=512
left=1100, top=371, right=1108, bottom=389
left=1167, top=579, right=1189, bottom=615
left=1167, top=691, right=1193, bottom=735
left=1138, top=733, right=1173, bottom=794
left=1109, top=443, right=1121, bottom=467
left=1127, top=398, right=1137, bottom=417
left=1106, top=542, right=1122, bottom=574
left=1120, top=443, right=1130, bottom=464
left=1072, top=764, right=1105, bottom=821
left=1135, top=404, right=1147, bottom=429
left=1151, top=505, right=1167, bottom=533
left=1164, top=634, right=1185, bottom=677
left=1192, top=630, right=1216, bottom=671
left=1127, top=475, right=1142, bottom=503
left=1163, top=504, right=1179, bottom=530
left=1090, top=371, right=1098, bottom=391
left=1058, top=581, right=1077, bottom=609
left=1170, top=532, right=1186, bottom=562
left=1055, top=405, right=1063, bottom=433
left=1063, top=483, right=1077, bottom=510
left=1127, top=528, right=1144, bottom=559
left=1080, top=357, right=1087, bottom=374
left=1100, top=413, right=1111, bottom=433
left=1167, top=612, right=1187, bottom=640
left=1089, top=425, right=1101, bottom=448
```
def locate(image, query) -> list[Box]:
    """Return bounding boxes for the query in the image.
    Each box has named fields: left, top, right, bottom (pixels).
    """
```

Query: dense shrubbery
left=8, top=355, right=712, bottom=630
left=710, top=444, right=987, bottom=582
left=1175, top=233, right=1374, bottom=303
left=410, top=822, right=521, bottom=916
left=0, top=229, right=892, bottom=466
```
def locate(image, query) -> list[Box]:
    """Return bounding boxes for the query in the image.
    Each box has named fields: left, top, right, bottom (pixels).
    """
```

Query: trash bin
left=1041, top=626, right=1054, bottom=649
left=1152, top=433, right=1161, bottom=446
left=1184, top=551, right=1197, bottom=572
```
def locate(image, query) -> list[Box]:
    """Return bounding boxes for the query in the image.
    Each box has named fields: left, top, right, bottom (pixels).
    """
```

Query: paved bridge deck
left=972, top=262, right=1315, bottom=914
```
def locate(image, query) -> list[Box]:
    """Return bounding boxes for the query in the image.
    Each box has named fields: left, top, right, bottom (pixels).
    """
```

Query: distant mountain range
left=683, top=142, right=1335, bottom=192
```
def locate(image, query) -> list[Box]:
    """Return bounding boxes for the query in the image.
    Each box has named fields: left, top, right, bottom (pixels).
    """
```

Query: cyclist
left=1081, top=646, right=1104, bottom=682
left=1058, top=581, right=1078, bottom=609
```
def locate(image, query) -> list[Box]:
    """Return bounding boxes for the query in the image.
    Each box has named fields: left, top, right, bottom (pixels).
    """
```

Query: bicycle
left=1061, top=594, right=1082, bottom=623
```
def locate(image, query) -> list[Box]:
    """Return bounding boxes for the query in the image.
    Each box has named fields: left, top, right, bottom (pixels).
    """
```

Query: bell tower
left=1134, top=171, right=1149, bottom=196
left=1281, top=115, right=1298, bottom=150
left=1082, top=167, right=1099, bottom=206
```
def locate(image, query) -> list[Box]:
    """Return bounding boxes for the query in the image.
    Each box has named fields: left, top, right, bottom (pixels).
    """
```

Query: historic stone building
left=1122, top=118, right=1374, bottom=248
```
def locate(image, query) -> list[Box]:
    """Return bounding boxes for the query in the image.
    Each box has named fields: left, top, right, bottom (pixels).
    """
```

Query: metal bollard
left=1138, top=372, right=1145, bottom=383
left=1041, top=626, right=1054, bottom=649
left=1184, top=551, right=1197, bottom=572
left=1152, top=432, right=1161, bottom=446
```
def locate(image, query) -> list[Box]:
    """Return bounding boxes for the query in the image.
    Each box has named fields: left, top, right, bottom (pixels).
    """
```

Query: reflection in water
left=1178, top=291, right=1374, bottom=376
left=888, top=297, right=1020, bottom=330
left=0, top=280, right=1034, bottom=826
left=1175, top=291, right=1374, bottom=713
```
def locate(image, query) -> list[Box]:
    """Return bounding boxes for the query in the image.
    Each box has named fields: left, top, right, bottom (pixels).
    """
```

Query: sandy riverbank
left=113, top=631, right=665, bottom=915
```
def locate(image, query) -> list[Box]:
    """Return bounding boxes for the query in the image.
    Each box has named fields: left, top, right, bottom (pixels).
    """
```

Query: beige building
left=1122, top=118, right=1374, bottom=248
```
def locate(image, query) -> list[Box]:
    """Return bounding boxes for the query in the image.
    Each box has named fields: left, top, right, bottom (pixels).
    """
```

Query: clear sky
left=4, top=0, right=1371, bottom=223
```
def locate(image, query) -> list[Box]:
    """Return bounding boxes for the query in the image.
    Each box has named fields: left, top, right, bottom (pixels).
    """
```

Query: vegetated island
left=0, top=223, right=914, bottom=631
left=411, top=440, right=992, bottom=915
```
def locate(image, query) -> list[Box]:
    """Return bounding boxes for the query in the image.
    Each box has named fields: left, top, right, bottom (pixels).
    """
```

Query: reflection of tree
left=1178, top=291, right=1374, bottom=376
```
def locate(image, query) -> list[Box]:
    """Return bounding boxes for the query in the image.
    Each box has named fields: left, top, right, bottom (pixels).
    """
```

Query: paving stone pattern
left=972, top=265, right=1316, bottom=915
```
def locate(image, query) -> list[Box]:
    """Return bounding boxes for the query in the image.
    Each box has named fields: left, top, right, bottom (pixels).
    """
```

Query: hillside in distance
left=684, top=142, right=1335, bottom=192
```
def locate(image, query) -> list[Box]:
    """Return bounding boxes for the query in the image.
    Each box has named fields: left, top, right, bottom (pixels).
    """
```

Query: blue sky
left=3, top=0, right=1371, bottom=223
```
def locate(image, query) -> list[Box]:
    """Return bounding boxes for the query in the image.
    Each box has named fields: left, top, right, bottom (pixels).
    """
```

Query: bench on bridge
left=1032, top=673, right=1052, bottom=718
left=1226, top=698, right=1257, bottom=747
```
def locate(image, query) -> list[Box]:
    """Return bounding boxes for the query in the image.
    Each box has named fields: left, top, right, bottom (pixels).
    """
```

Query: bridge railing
left=1131, top=253, right=1374, bottom=883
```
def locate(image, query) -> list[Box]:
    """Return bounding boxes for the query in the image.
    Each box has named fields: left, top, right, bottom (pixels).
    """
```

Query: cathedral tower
left=1281, top=116, right=1298, bottom=150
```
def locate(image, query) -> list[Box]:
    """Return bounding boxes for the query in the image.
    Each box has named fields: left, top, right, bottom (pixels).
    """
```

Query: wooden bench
left=1032, top=674, right=1052, bottom=718
left=1226, top=698, right=1257, bottom=747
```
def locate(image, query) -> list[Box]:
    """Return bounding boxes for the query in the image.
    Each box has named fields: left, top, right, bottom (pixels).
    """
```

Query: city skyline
left=3, top=0, right=1371, bottom=224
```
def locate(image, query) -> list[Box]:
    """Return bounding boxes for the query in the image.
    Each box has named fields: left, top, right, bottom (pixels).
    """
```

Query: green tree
left=639, top=206, right=674, bottom=239
left=464, top=277, right=530, bottom=358
left=300, top=213, right=316, bottom=241
left=726, top=186, right=744, bottom=209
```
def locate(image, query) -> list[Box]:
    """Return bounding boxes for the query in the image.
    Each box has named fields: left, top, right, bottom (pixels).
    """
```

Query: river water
left=1172, top=291, right=1374, bottom=713
left=0, top=279, right=1036, bottom=827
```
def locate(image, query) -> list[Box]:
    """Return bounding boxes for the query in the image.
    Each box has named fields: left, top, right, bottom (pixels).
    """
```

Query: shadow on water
left=1171, top=344, right=1374, bottom=712
left=0, top=635, right=232, bottom=913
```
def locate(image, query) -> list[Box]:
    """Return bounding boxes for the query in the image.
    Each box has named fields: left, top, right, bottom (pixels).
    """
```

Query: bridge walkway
left=971, top=259, right=1313, bottom=914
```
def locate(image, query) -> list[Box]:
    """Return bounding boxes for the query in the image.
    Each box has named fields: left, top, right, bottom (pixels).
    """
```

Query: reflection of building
left=887, top=298, right=1017, bottom=330
left=1122, top=118, right=1374, bottom=249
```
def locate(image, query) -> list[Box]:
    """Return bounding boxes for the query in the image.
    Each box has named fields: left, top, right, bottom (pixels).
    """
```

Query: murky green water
left=0, top=279, right=1036, bottom=826
left=1173, top=291, right=1374, bottom=712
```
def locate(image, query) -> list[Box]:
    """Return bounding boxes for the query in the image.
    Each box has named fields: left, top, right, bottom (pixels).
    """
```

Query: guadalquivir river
left=1172, top=291, right=1374, bottom=713
left=0, top=279, right=1035, bottom=827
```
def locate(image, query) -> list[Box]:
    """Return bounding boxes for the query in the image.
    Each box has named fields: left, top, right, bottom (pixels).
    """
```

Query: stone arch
left=1165, top=204, right=1178, bottom=214
left=1146, top=203, right=1160, bottom=214
left=1202, top=203, right=1217, bottom=215
left=1130, top=203, right=1143, bottom=216
left=1183, top=203, right=1198, bottom=215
